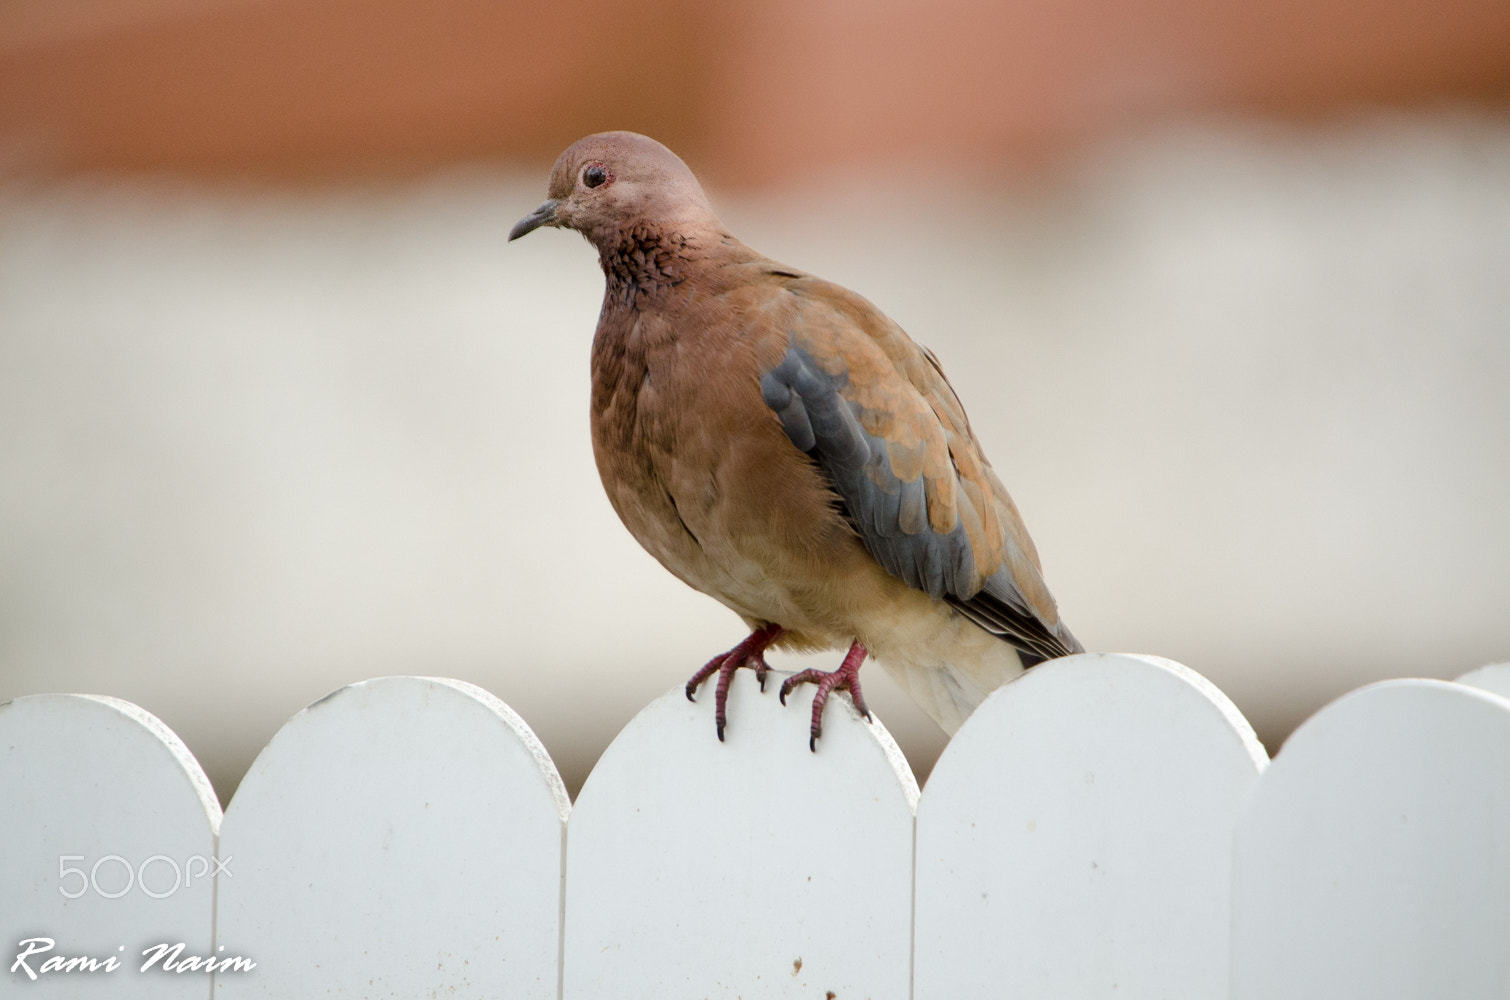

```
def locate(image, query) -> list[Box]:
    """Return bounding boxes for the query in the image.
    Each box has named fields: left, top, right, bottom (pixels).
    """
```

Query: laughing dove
left=511, top=131, right=1083, bottom=747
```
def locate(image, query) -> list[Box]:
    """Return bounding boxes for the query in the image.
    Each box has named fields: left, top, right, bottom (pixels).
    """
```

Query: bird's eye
left=582, top=164, right=609, bottom=189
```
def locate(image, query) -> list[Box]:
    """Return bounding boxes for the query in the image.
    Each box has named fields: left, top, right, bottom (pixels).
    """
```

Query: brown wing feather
left=756, top=271, right=1080, bottom=659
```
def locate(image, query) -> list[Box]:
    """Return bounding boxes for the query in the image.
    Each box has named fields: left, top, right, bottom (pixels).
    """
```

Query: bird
left=509, top=131, right=1082, bottom=749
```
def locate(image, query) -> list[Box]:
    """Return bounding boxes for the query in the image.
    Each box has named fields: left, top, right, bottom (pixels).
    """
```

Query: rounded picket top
left=914, top=652, right=1268, bottom=1000
left=214, top=676, right=569, bottom=999
left=1231, top=678, right=1510, bottom=1000
left=0, top=693, right=220, bottom=998
left=563, top=669, right=918, bottom=1000
left=1455, top=661, right=1510, bottom=699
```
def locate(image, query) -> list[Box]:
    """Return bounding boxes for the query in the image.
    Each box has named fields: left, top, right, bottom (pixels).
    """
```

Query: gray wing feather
left=761, top=342, right=1084, bottom=661
left=761, top=344, right=977, bottom=601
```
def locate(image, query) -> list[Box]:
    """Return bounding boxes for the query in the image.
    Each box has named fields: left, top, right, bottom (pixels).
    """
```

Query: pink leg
left=684, top=624, right=784, bottom=741
left=778, top=640, right=871, bottom=751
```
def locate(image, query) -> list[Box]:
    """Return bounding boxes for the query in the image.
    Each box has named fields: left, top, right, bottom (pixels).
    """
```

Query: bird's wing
left=756, top=272, right=1081, bottom=661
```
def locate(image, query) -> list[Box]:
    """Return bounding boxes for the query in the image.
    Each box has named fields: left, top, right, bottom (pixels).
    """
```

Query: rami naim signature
left=11, top=938, right=256, bottom=979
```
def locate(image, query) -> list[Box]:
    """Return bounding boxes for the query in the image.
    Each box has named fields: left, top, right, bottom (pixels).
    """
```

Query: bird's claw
left=684, top=625, right=783, bottom=741
left=778, top=641, right=871, bottom=751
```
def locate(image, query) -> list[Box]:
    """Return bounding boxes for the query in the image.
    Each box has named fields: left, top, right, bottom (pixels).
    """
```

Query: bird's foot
left=685, top=624, right=784, bottom=741
left=779, top=640, right=871, bottom=751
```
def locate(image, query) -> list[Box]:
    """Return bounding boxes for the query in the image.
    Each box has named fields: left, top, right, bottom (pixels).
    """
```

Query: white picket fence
left=3, top=653, right=1509, bottom=999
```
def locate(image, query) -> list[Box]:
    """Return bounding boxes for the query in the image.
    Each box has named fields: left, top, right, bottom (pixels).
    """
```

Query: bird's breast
left=587, top=301, right=873, bottom=641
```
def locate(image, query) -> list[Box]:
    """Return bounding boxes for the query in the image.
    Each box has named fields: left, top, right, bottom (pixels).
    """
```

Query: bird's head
left=509, top=131, right=721, bottom=251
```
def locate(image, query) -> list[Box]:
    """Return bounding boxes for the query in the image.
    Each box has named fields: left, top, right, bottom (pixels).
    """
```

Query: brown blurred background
left=4, top=0, right=1508, bottom=182
left=2, top=1, right=1508, bottom=803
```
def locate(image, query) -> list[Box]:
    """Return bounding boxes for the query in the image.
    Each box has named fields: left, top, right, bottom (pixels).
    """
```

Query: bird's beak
left=509, top=198, right=562, bottom=241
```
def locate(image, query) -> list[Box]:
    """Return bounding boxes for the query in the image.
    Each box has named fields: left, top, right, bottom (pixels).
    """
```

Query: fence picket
left=7, top=655, right=1510, bottom=998
left=1456, top=661, right=1510, bottom=699
left=211, top=676, right=568, bottom=998
left=562, top=670, right=918, bottom=999
left=0, top=694, right=220, bottom=998
left=1231, top=678, right=1510, bottom=1000
left=913, top=652, right=1268, bottom=999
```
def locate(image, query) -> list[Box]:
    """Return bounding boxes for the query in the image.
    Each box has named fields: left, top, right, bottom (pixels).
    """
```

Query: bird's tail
left=1016, top=624, right=1084, bottom=668
left=876, top=636, right=1026, bottom=735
